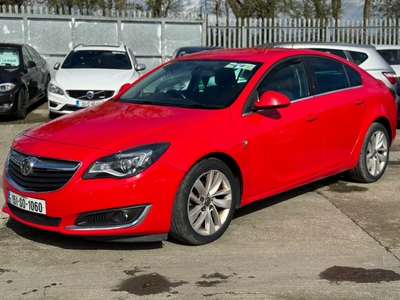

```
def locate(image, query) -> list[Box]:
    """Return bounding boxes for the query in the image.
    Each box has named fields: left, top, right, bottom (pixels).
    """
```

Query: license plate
left=8, top=190, right=46, bottom=215
left=76, top=100, right=104, bottom=107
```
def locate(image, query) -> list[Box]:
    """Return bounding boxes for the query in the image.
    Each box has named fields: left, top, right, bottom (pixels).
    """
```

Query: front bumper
left=2, top=155, right=185, bottom=240
left=0, top=90, right=18, bottom=116
left=47, top=91, right=112, bottom=115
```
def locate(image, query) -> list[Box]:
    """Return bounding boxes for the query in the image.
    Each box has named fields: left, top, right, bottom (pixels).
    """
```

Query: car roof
left=0, top=43, right=25, bottom=48
left=260, top=42, right=378, bottom=52
left=259, top=42, right=394, bottom=71
left=173, top=47, right=349, bottom=63
left=175, top=46, right=222, bottom=51
left=72, top=44, right=127, bottom=52
left=374, top=45, right=400, bottom=50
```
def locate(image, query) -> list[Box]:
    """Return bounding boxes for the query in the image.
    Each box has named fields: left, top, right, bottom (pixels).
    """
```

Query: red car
left=2, top=48, right=398, bottom=245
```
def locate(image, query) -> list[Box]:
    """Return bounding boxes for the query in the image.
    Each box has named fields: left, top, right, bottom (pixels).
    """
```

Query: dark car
left=171, top=46, right=223, bottom=59
left=0, top=43, right=50, bottom=119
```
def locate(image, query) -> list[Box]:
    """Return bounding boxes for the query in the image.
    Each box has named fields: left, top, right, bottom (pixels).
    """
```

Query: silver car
left=375, top=45, right=400, bottom=95
left=259, top=42, right=399, bottom=106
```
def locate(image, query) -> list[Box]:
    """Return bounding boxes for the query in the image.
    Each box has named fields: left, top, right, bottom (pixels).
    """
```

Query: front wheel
left=17, top=87, right=28, bottom=119
left=347, top=122, right=389, bottom=183
left=170, top=158, right=238, bottom=245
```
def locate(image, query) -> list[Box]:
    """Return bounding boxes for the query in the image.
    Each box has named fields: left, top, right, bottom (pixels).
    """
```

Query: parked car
left=375, top=45, right=400, bottom=95
left=0, top=43, right=50, bottom=119
left=47, top=44, right=146, bottom=116
left=259, top=42, right=399, bottom=105
left=3, top=48, right=398, bottom=245
left=172, top=46, right=223, bottom=59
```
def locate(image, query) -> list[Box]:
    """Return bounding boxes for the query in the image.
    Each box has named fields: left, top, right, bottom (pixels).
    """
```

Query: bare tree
left=145, top=0, right=183, bottom=17
left=370, top=0, right=400, bottom=18
left=331, top=0, right=341, bottom=20
left=363, top=0, right=371, bottom=19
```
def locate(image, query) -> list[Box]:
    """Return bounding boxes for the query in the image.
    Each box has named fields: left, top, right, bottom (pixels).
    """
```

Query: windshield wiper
left=182, top=103, right=224, bottom=109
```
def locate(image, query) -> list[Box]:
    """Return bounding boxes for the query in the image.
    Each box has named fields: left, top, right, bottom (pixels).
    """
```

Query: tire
left=347, top=122, right=389, bottom=183
left=170, top=158, right=238, bottom=245
left=43, top=74, right=50, bottom=101
left=17, top=87, right=28, bottom=119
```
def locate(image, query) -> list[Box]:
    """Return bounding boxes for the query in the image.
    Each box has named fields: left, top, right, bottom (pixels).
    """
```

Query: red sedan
left=2, top=48, right=398, bottom=245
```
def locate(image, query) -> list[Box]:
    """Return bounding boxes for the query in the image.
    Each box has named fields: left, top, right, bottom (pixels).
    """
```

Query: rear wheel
left=17, top=87, right=28, bottom=119
left=170, top=158, right=238, bottom=245
left=347, top=122, right=389, bottom=183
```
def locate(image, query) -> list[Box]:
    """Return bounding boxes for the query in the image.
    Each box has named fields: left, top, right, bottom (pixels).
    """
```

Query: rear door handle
left=355, top=98, right=365, bottom=105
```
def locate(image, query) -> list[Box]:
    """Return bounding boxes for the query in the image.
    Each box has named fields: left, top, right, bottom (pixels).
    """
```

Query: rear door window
left=308, top=57, right=351, bottom=93
left=344, top=66, right=362, bottom=87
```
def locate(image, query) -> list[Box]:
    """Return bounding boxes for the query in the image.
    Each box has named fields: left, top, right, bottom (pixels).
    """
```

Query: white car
left=48, top=44, right=146, bottom=116
left=375, top=45, right=400, bottom=95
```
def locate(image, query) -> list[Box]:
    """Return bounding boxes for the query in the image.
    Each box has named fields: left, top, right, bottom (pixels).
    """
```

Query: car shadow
left=4, top=174, right=343, bottom=249
left=233, top=174, right=342, bottom=220
left=5, top=218, right=163, bottom=250
left=0, top=99, right=50, bottom=125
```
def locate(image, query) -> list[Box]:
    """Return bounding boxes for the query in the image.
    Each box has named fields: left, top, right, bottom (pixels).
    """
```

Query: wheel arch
left=374, top=116, right=393, bottom=146
left=198, top=152, right=243, bottom=209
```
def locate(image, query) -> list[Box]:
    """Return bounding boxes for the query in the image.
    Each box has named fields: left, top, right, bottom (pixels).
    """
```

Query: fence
left=0, top=5, right=206, bottom=72
left=1, top=4, right=400, bottom=72
left=206, top=16, right=400, bottom=48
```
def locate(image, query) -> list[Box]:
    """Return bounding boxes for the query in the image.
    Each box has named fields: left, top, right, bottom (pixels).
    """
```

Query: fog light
left=112, top=211, right=129, bottom=223
left=74, top=205, right=147, bottom=227
left=0, top=103, right=12, bottom=112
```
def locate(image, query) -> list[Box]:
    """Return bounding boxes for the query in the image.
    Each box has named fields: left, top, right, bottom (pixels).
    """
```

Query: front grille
left=7, top=149, right=80, bottom=192
left=66, top=90, right=114, bottom=100
left=9, top=205, right=61, bottom=227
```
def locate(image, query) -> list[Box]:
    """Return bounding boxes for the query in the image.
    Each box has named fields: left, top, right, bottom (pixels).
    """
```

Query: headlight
left=48, top=83, right=64, bottom=95
left=83, top=143, right=169, bottom=179
left=0, top=83, right=16, bottom=92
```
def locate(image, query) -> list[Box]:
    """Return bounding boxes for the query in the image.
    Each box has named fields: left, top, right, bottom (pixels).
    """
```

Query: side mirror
left=27, top=61, right=36, bottom=68
left=135, top=63, right=146, bottom=72
left=54, top=62, right=61, bottom=70
left=250, top=90, right=291, bottom=111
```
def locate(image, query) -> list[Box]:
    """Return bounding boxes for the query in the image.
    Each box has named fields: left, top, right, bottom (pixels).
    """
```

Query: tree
left=331, top=0, right=341, bottom=20
left=370, top=0, right=400, bottom=18
left=363, top=0, right=371, bottom=19
left=0, top=0, right=24, bottom=6
left=145, top=0, right=183, bottom=17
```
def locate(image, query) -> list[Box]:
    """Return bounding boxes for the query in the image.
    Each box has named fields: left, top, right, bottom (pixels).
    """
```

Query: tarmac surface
left=1, top=101, right=400, bottom=299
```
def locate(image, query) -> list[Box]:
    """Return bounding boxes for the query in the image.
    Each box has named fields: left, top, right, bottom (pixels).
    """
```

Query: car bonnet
left=20, top=100, right=230, bottom=153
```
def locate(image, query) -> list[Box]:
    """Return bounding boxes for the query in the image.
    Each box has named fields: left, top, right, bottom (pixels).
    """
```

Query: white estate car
left=375, top=45, right=400, bottom=96
left=48, top=44, right=146, bottom=116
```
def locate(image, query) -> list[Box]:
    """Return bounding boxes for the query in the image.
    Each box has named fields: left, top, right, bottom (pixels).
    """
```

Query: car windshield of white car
left=0, top=48, right=21, bottom=71
left=61, top=50, right=132, bottom=69
left=118, top=60, right=261, bottom=109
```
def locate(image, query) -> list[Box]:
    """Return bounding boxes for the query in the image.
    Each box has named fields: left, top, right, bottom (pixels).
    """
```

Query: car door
left=26, top=45, right=48, bottom=96
left=242, top=57, right=322, bottom=198
left=21, top=46, right=41, bottom=101
left=306, top=56, right=367, bottom=170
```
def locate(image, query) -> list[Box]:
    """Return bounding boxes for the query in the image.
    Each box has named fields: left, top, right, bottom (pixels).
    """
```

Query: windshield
left=118, top=60, right=261, bottom=109
left=62, top=50, right=132, bottom=69
left=0, top=48, right=21, bottom=71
